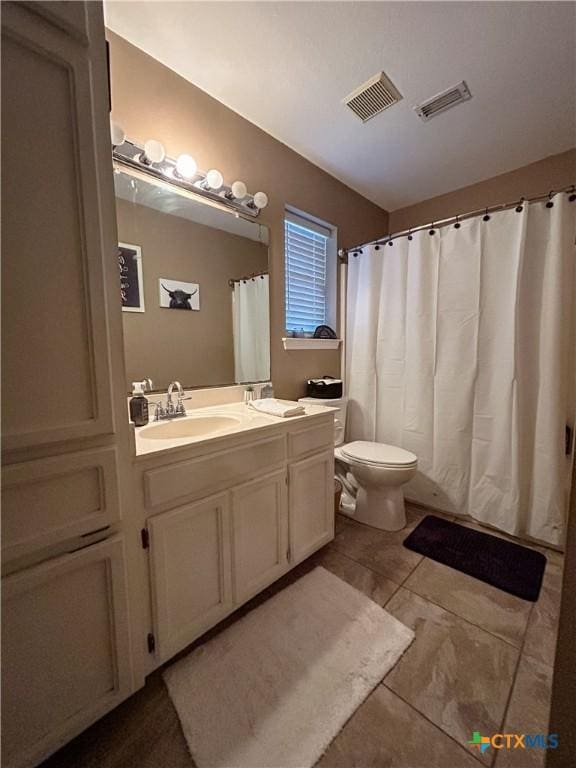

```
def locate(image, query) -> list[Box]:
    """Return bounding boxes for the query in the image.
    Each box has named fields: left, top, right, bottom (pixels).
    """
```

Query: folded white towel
left=249, top=398, right=306, bottom=418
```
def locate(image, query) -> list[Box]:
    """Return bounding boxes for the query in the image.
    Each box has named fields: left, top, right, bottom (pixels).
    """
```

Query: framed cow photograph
left=159, top=278, right=200, bottom=310
left=118, top=242, right=145, bottom=312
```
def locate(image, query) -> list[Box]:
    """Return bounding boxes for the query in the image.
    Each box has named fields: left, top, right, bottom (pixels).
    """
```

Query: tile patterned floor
left=42, top=506, right=563, bottom=768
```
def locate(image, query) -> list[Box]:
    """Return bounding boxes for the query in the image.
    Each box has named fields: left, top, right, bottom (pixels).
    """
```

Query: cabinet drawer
left=144, top=435, right=286, bottom=510
left=288, top=419, right=334, bottom=459
left=2, top=447, right=120, bottom=563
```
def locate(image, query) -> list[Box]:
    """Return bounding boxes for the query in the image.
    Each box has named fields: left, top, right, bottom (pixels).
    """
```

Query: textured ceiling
left=105, top=1, right=576, bottom=211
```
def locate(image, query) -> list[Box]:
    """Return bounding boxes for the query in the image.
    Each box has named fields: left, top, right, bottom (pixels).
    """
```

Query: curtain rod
left=228, top=270, right=268, bottom=287
left=341, top=183, right=576, bottom=258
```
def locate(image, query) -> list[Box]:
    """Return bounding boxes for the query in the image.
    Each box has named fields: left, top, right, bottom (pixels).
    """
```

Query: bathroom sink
left=139, top=414, right=241, bottom=440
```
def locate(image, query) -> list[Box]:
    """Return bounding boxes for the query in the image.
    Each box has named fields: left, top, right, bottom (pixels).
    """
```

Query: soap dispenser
left=130, top=380, right=150, bottom=426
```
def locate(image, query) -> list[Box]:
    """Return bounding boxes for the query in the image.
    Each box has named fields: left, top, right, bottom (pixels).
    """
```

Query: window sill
left=282, top=337, right=342, bottom=351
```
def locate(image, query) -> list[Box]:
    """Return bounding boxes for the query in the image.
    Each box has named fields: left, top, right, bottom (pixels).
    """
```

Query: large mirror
left=114, top=166, right=270, bottom=391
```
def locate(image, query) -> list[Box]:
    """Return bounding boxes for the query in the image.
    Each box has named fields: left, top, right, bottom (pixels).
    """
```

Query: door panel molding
left=2, top=446, right=121, bottom=563
left=2, top=3, right=115, bottom=450
left=289, top=450, right=335, bottom=564
left=230, top=469, right=289, bottom=604
left=1, top=535, right=133, bottom=768
left=148, top=492, right=233, bottom=662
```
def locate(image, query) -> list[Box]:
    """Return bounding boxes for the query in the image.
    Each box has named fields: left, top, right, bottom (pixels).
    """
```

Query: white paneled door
left=147, top=493, right=233, bottom=663
left=230, top=469, right=289, bottom=603
left=1, top=536, right=133, bottom=768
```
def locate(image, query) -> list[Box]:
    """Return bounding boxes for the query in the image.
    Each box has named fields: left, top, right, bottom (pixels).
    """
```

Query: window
left=284, top=209, right=336, bottom=334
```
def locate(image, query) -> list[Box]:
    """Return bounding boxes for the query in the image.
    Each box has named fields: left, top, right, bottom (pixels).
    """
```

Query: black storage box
left=306, top=376, right=343, bottom=399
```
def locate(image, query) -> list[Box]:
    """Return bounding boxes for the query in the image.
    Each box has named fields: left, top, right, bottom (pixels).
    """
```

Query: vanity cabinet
left=147, top=470, right=290, bottom=663
left=139, top=414, right=335, bottom=668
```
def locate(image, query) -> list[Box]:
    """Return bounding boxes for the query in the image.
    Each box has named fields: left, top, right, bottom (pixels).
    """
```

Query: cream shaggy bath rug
left=163, top=566, right=414, bottom=768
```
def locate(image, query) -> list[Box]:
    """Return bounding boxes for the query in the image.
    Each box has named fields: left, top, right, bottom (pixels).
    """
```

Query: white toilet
left=299, top=396, right=418, bottom=531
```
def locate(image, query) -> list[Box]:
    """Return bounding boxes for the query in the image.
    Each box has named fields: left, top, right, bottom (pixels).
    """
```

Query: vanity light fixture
left=204, top=169, right=224, bottom=190
left=141, top=139, right=166, bottom=165
left=251, top=192, right=269, bottom=210
left=229, top=180, right=248, bottom=200
left=175, top=153, right=198, bottom=180
left=112, top=135, right=268, bottom=217
left=110, top=120, right=126, bottom=147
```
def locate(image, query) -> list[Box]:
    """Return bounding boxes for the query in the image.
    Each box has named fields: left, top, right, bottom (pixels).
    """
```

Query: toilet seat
left=340, top=441, right=417, bottom=469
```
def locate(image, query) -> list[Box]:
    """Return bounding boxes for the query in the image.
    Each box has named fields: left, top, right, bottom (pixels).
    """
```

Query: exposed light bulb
left=231, top=180, right=247, bottom=199
left=175, top=153, right=197, bottom=179
left=253, top=191, right=268, bottom=210
left=110, top=121, right=126, bottom=147
left=143, top=139, right=166, bottom=164
left=205, top=169, right=223, bottom=190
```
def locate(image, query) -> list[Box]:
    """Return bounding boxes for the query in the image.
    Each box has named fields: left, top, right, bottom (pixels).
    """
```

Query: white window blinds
left=284, top=213, right=331, bottom=333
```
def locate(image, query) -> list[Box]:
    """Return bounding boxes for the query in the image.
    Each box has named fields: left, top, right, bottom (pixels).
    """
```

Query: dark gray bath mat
left=403, top=515, right=546, bottom=601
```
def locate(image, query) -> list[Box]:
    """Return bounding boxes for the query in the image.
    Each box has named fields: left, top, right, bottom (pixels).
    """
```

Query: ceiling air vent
left=343, top=72, right=402, bottom=122
left=414, top=80, right=472, bottom=122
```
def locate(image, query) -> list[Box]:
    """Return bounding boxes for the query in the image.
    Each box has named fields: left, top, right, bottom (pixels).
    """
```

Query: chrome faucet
left=153, top=381, right=190, bottom=420
left=167, top=381, right=185, bottom=415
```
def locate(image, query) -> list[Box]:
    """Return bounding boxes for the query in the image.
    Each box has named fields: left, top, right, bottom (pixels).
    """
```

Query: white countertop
left=133, top=400, right=336, bottom=457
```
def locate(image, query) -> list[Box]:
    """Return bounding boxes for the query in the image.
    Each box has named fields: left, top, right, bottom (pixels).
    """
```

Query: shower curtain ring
left=545, top=190, right=554, bottom=209
left=483, top=207, right=491, bottom=222
left=569, top=186, right=576, bottom=203
left=429, top=223, right=436, bottom=235
left=407, top=229, right=413, bottom=241
left=515, top=197, right=525, bottom=213
left=454, top=215, right=461, bottom=229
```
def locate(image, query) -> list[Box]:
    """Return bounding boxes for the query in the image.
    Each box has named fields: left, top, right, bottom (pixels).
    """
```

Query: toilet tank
left=298, top=396, right=348, bottom=446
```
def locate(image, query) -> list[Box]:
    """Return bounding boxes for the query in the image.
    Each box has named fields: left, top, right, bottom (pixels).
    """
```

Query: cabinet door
left=1, top=535, right=133, bottom=768
left=148, top=493, right=233, bottom=663
left=1, top=1, right=116, bottom=450
left=231, top=469, right=288, bottom=604
left=289, top=450, right=335, bottom=564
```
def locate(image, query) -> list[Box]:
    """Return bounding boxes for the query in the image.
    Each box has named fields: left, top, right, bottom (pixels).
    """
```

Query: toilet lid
left=341, top=441, right=418, bottom=468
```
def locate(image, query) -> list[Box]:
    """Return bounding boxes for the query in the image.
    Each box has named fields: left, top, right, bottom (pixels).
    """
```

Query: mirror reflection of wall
left=114, top=169, right=270, bottom=391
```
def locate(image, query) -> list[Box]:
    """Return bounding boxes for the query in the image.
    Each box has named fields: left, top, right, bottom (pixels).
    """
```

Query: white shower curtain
left=232, top=275, right=270, bottom=383
left=346, top=194, right=576, bottom=546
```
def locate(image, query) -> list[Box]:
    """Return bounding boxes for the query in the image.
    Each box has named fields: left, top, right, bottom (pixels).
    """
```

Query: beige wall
left=107, top=31, right=388, bottom=400
left=389, top=149, right=576, bottom=232
left=117, top=199, right=268, bottom=391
